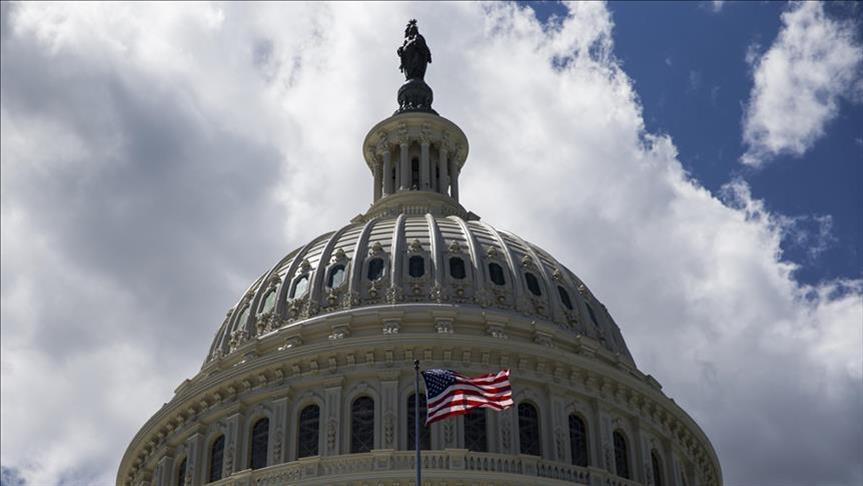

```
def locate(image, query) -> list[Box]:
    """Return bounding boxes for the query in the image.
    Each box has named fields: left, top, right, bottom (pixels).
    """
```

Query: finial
left=395, top=20, right=437, bottom=114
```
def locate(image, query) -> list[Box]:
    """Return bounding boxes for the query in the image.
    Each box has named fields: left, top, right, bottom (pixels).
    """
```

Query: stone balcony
left=210, top=449, right=645, bottom=486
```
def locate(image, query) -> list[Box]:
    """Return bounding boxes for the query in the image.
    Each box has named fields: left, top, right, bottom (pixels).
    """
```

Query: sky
left=0, top=2, right=861, bottom=485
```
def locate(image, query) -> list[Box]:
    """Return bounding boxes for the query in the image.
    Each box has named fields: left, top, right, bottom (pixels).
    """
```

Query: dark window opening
left=409, top=255, right=425, bottom=278
left=489, top=262, right=506, bottom=286
left=260, top=289, right=277, bottom=314
left=367, top=258, right=384, bottom=281
left=290, top=275, right=309, bottom=299
left=652, top=450, right=664, bottom=486
left=518, top=402, right=541, bottom=456
left=351, top=397, right=375, bottom=453
left=327, top=264, right=346, bottom=288
left=297, top=405, right=320, bottom=458
left=613, top=430, right=630, bottom=479
left=449, top=257, right=466, bottom=279
left=464, top=408, right=488, bottom=452
left=176, top=458, right=186, bottom=486
left=411, top=158, right=420, bottom=189
left=407, top=394, right=430, bottom=450
left=249, top=418, right=269, bottom=470
left=525, top=273, right=542, bottom=296
left=569, top=415, right=588, bottom=467
left=558, top=286, right=573, bottom=310
left=209, top=435, right=225, bottom=482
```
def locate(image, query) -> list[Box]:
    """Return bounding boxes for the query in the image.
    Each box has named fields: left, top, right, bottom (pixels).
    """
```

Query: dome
left=207, top=215, right=634, bottom=366
left=119, top=21, right=720, bottom=486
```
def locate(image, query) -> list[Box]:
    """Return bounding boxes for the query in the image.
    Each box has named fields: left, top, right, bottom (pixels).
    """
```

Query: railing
left=211, top=450, right=599, bottom=485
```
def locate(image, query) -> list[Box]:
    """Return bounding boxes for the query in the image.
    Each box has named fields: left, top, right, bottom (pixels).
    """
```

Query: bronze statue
left=397, top=19, right=431, bottom=81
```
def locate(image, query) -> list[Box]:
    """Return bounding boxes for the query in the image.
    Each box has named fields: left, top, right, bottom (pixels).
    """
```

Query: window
left=586, top=303, right=600, bottom=327
left=249, top=418, right=269, bottom=470
left=289, top=275, right=309, bottom=299
left=464, top=408, right=488, bottom=452
left=260, top=289, right=277, bottom=314
left=327, top=264, right=346, bottom=288
left=613, top=430, right=630, bottom=479
left=411, top=157, right=420, bottom=188
left=449, top=257, right=466, bottom=279
left=209, top=435, right=225, bottom=482
left=488, top=262, right=506, bottom=286
left=351, top=396, right=375, bottom=453
left=525, top=273, right=542, bottom=296
left=407, top=394, right=430, bottom=450
left=367, top=258, right=384, bottom=281
left=237, top=306, right=249, bottom=326
left=651, top=449, right=664, bottom=486
left=297, top=404, right=320, bottom=458
left=176, top=458, right=186, bottom=486
left=518, top=402, right=541, bottom=456
left=408, top=255, right=425, bottom=278
left=558, top=286, right=573, bottom=310
left=568, top=415, right=588, bottom=467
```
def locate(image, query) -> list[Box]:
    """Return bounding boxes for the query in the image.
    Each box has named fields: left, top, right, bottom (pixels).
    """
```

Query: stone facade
left=117, top=28, right=721, bottom=486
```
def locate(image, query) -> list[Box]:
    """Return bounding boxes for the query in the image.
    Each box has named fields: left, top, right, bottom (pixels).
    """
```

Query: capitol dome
left=119, top=21, right=721, bottom=486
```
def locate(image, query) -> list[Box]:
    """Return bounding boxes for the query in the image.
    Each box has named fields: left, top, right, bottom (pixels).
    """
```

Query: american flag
left=421, top=369, right=513, bottom=425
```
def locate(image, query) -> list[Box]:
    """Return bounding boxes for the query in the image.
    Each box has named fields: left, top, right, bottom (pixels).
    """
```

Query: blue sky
left=528, top=0, right=862, bottom=286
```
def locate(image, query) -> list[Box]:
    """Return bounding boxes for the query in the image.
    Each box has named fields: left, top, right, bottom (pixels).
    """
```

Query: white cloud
left=741, top=2, right=863, bottom=166
left=1, top=2, right=861, bottom=485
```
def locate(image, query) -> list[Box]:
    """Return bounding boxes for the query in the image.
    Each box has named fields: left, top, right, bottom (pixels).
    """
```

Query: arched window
left=651, top=449, right=664, bottom=486
left=176, top=458, right=186, bottom=486
left=407, top=394, right=430, bottom=450
left=408, top=255, right=425, bottom=278
left=613, top=430, right=630, bottom=479
left=568, top=415, right=588, bottom=467
left=236, top=306, right=249, bottom=327
left=297, top=404, right=320, bottom=458
left=351, top=396, right=375, bottom=453
left=449, top=257, right=466, bottom=279
left=488, top=262, right=506, bottom=286
left=289, top=275, right=309, bottom=299
left=518, top=402, right=541, bottom=456
left=208, top=435, right=225, bottom=482
left=367, top=258, right=384, bottom=280
left=259, top=289, right=277, bottom=314
left=249, top=418, right=269, bottom=470
left=327, top=264, right=346, bottom=288
left=558, top=286, right=573, bottom=310
left=411, top=158, right=420, bottom=189
left=464, top=408, right=487, bottom=452
left=525, top=273, right=542, bottom=296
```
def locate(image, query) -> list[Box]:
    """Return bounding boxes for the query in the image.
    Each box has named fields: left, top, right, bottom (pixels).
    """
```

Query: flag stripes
left=421, top=369, right=513, bottom=425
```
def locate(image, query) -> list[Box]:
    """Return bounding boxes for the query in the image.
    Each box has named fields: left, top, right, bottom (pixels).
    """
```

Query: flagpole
left=414, top=359, right=421, bottom=486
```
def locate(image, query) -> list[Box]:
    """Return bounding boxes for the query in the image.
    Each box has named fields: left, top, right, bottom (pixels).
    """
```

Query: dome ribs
left=348, top=218, right=379, bottom=298
left=425, top=213, right=444, bottom=288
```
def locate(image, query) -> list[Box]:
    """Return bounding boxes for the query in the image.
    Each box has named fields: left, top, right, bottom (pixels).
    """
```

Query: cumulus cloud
left=1, top=2, right=861, bottom=486
left=741, top=2, right=863, bottom=166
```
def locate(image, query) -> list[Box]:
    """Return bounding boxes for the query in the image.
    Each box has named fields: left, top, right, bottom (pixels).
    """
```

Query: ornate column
left=420, top=139, right=430, bottom=190
left=373, top=159, right=382, bottom=201
left=271, top=395, right=290, bottom=465
left=449, top=157, right=459, bottom=202
left=182, top=431, right=204, bottom=486
left=323, top=379, right=344, bottom=455
left=155, top=455, right=173, bottom=486
left=380, top=372, right=399, bottom=450
left=382, top=149, right=393, bottom=196
left=438, top=143, right=449, bottom=196
left=399, top=141, right=410, bottom=191
left=223, top=411, right=242, bottom=478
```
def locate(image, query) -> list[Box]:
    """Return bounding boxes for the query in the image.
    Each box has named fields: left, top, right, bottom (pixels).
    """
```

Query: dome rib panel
left=274, top=233, right=333, bottom=318
left=309, top=224, right=354, bottom=306
left=390, top=214, right=407, bottom=288
left=447, top=215, right=485, bottom=295
left=504, top=230, right=564, bottom=323
left=348, top=218, right=378, bottom=297
left=475, top=220, right=525, bottom=304
left=425, top=213, right=443, bottom=287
